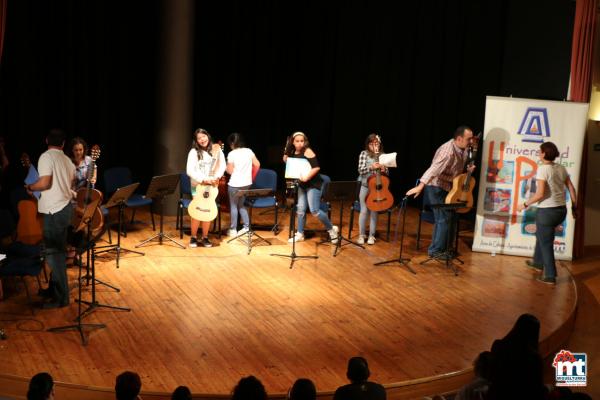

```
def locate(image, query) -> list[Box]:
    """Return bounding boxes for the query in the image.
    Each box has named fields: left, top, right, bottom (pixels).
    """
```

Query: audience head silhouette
left=346, top=356, right=370, bottom=382
left=231, top=375, right=267, bottom=400
left=171, top=385, right=192, bottom=400
left=27, top=372, right=54, bottom=400
left=115, top=371, right=142, bottom=400
left=288, top=378, right=316, bottom=400
left=501, top=313, right=540, bottom=351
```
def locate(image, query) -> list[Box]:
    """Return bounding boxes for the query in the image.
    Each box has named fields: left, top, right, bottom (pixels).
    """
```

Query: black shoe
left=201, top=237, right=213, bottom=248
left=38, top=287, right=53, bottom=298
left=525, top=260, right=543, bottom=270
left=536, top=276, right=556, bottom=285
left=189, top=237, right=198, bottom=248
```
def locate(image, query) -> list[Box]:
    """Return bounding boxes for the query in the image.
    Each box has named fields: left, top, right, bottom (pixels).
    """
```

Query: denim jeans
left=43, top=203, right=73, bottom=304
left=359, top=185, right=378, bottom=237
left=424, top=185, right=454, bottom=256
left=228, top=185, right=251, bottom=230
left=296, top=186, right=333, bottom=233
left=533, top=206, right=567, bottom=280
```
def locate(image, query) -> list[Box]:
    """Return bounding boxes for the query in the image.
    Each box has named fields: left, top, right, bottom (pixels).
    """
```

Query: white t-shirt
left=227, top=148, right=255, bottom=187
left=186, top=147, right=226, bottom=185
left=536, top=163, right=568, bottom=208
left=37, top=149, right=76, bottom=214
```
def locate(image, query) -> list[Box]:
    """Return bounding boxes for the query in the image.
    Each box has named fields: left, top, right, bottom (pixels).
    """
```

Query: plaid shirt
left=357, top=150, right=389, bottom=186
left=420, top=139, right=467, bottom=192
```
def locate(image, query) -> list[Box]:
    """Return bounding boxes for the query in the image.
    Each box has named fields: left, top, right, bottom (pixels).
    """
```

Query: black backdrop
left=1, top=0, right=574, bottom=197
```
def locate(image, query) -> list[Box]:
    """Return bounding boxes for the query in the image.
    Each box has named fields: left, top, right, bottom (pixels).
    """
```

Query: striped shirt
left=419, top=139, right=467, bottom=192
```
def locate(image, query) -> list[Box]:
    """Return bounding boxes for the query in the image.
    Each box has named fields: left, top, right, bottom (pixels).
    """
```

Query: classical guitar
left=445, top=133, right=481, bottom=213
left=365, top=153, right=394, bottom=212
left=72, top=145, right=104, bottom=234
left=18, top=153, right=43, bottom=245
left=188, top=143, right=221, bottom=222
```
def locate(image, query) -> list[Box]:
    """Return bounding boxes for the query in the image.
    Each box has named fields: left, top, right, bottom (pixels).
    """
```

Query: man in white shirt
left=26, top=129, right=75, bottom=308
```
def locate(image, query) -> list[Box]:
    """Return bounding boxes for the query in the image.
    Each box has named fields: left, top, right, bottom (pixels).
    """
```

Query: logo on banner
left=518, top=107, right=550, bottom=143
left=553, top=350, right=587, bottom=387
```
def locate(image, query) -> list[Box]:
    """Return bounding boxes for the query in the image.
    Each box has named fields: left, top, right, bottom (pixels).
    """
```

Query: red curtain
left=569, top=0, right=598, bottom=257
left=0, top=0, right=6, bottom=63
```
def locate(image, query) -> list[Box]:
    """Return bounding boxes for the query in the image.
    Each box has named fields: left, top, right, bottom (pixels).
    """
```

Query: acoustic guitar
left=365, top=154, right=394, bottom=212
left=188, top=143, right=222, bottom=222
left=72, top=145, right=104, bottom=235
left=445, top=133, right=481, bottom=213
left=18, top=153, right=43, bottom=245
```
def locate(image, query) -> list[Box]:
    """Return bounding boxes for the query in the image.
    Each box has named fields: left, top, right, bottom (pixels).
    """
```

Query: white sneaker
left=237, top=227, right=249, bottom=236
left=356, top=235, right=366, bottom=245
left=227, top=228, right=237, bottom=237
left=367, top=235, right=376, bottom=245
left=328, top=225, right=339, bottom=244
left=288, top=232, right=305, bottom=243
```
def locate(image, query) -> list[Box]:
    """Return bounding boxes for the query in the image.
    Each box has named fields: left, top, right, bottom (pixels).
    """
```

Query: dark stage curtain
left=0, top=0, right=6, bottom=63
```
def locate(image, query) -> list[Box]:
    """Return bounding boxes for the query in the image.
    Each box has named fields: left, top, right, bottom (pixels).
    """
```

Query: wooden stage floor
left=0, top=207, right=577, bottom=399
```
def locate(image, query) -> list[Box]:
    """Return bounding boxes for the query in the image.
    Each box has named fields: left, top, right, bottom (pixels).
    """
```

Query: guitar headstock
left=90, top=144, right=101, bottom=162
left=20, top=153, right=31, bottom=169
left=470, top=132, right=482, bottom=153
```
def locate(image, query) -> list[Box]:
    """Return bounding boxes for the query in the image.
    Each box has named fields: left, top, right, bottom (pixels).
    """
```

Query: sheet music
left=379, top=152, right=397, bottom=168
left=285, top=158, right=312, bottom=180
left=24, top=165, right=41, bottom=199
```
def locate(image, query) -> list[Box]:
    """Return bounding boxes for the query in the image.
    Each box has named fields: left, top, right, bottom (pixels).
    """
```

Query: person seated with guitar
left=406, top=126, right=475, bottom=258
left=25, top=129, right=76, bottom=309
left=357, top=133, right=388, bottom=245
left=283, top=132, right=338, bottom=244
left=186, top=128, right=225, bottom=248
left=226, top=133, right=260, bottom=238
left=67, top=137, right=97, bottom=191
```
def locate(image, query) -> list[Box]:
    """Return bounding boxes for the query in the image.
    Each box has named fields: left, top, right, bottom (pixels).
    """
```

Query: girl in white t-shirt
left=517, top=142, right=577, bottom=284
left=226, top=133, right=260, bottom=237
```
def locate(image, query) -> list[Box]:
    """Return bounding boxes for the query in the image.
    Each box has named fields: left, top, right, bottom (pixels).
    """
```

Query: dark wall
left=0, top=0, right=574, bottom=197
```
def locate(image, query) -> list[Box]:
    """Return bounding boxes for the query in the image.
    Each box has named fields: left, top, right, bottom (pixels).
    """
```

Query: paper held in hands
left=378, top=152, right=397, bottom=168
left=285, top=158, right=312, bottom=180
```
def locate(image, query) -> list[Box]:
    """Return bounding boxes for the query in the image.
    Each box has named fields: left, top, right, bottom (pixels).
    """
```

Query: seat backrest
left=319, top=174, right=331, bottom=212
left=251, top=168, right=277, bottom=191
left=104, top=167, right=133, bottom=194
left=180, top=172, right=192, bottom=197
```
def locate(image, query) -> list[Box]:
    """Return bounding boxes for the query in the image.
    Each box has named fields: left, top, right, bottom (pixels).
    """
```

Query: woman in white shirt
left=517, top=142, right=577, bottom=284
left=226, top=133, right=260, bottom=237
left=186, top=128, right=225, bottom=248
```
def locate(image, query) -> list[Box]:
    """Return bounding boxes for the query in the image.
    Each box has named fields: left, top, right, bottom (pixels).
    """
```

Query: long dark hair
left=228, top=132, right=245, bottom=150
left=27, top=372, right=53, bottom=400
left=192, top=128, right=214, bottom=160
left=284, top=132, right=310, bottom=156
left=364, top=133, right=382, bottom=157
left=67, top=136, right=88, bottom=161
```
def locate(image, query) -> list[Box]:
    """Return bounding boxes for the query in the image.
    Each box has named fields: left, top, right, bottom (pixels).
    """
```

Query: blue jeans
left=424, top=185, right=454, bottom=256
left=533, top=206, right=567, bottom=280
left=359, top=185, right=378, bottom=237
left=228, top=185, right=251, bottom=230
left=43, top=203, right=73, bottom=304
left=296, top=186, right=333, bottom=233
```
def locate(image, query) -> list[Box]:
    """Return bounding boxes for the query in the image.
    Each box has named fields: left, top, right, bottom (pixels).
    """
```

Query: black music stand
left=419, top=201, right=466, bottom=275
left=271, top=180, right=318, bottom=268
left=95, top=183, right=144, bottom=268
left=374, top=196, right=416, bottom=274
left=48, top=197, right=106, bottom=346
left=136, top=173, right=184, bottom=249
left=227, top=188, right=273, bottom=255
left=319, top=181, right=363, bottom=256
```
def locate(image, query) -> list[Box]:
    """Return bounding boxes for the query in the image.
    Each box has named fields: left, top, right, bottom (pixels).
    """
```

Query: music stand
left=95, top=183, right=144, bottom=268
left=48, top=196, right=106, bottom=346
left=136, top=173, right=184, bottom=249
left=374, top=196, right=416, bottom=274
left=227, top=188, right=273, bottom=255
left=419, top=202, right=466, bottom=275
left=271, top=180, right=318, bottom=268
left=319, top=181, right=364, bottom=256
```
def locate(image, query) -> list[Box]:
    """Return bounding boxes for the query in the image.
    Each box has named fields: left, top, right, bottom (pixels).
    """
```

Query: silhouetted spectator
left=231, top=375, right=267, bottom=400
left=27, top=372, right=54, bottom=400
left=288, top=378, right=316, bottom=400
left=115, top=371, right=142, bottom=400
left=333, top=356, right=386, bottom=400
left=455, top=351, right=492, bottom=400
left=172, top=385, right=192, bottom=400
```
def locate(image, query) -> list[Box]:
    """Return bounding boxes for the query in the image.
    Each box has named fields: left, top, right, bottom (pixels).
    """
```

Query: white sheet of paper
left=379, top=152, right=397, bottom=168
left=285, top=158, right=312, bottom=179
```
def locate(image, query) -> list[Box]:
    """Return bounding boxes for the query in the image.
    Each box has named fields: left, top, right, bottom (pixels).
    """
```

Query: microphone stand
left=374, top=196, right=416, bottom=274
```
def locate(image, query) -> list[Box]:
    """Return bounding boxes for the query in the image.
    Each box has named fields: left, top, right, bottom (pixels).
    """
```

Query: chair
left=176, top=172, right=193, bottom=239
left=103, top=167, right=155, bottom=233
left=101, top=206, right=112, bottom=244
left=348, top=196, right=394, bottom=242
left=245, top=168, right=279, bottom=234
left=319, top=174, right=332, bottom=220
left=0, top=241, right=44, bottom=312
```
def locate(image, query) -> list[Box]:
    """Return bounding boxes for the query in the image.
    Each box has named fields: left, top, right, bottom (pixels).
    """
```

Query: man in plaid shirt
left=406, top=126, right=475, bottom=258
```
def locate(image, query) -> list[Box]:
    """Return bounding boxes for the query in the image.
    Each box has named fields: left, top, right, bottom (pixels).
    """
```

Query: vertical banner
left=472, top=96, right=588, bottom=260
